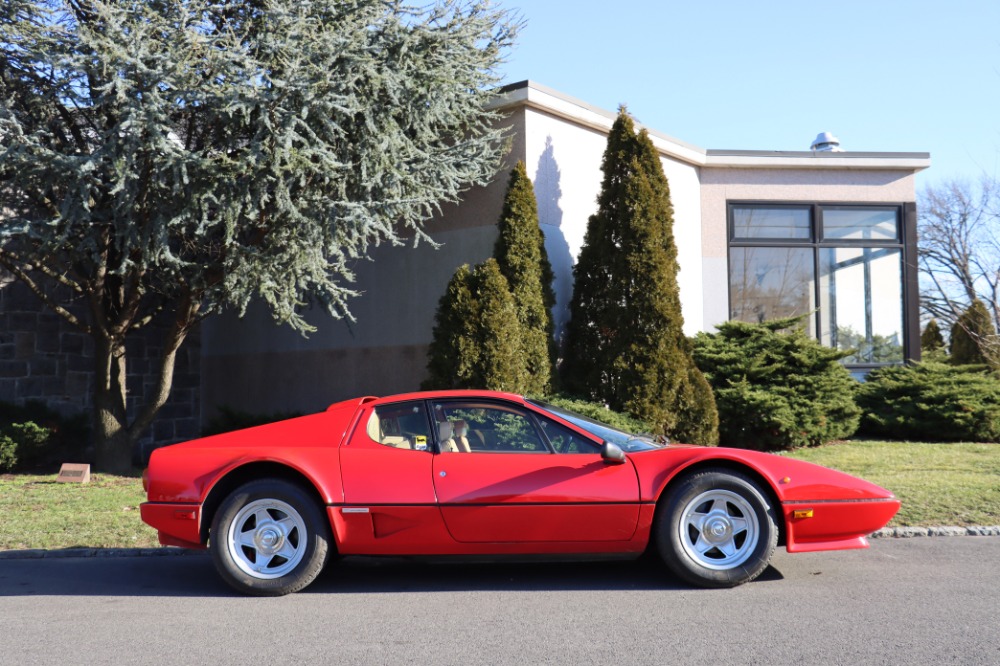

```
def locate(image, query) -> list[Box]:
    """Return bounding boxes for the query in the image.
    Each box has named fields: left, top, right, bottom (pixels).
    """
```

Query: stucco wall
left=698, top=168, right=918, bottom=331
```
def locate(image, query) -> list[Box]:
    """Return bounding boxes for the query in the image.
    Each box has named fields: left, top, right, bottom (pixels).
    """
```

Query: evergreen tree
left=473, top=260, right=532, bottom=392
left=0, top=0, right=516, bottom=471
left=493, top=161, right=557, bottom=394
left=921, top=319, right=945, bottom=353
left=424, top=260, right=528, bottom=392
left=562, top=109, right=718, bottom=444
left=951, top=300, right=996, bottom=365
left=424, top=265, right=477, bottom=391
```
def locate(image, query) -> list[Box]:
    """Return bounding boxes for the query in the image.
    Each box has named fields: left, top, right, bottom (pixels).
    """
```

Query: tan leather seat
left=438, top=421, right=458, bottom=453
left=452, top=420, right=472, bottom=453
left=366, top=411, right=412, bottom=448
left=381, top=436, right=412, bottom=449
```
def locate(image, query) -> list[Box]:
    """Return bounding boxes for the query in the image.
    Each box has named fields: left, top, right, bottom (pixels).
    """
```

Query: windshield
left=528, top=400, right=664, bottom=453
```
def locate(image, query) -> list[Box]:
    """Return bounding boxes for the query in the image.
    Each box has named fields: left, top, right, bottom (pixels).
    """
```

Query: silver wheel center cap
left=256, top=526, right=283, bottom=554
left=705, top=516, right=732, bottom=542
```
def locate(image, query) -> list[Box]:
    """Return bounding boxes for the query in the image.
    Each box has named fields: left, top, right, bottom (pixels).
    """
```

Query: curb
left=0, top=547, right=204, bottom=560
left=870, top=526, right=1000, bottom=538
left=2, top=527, right=999, bottom=560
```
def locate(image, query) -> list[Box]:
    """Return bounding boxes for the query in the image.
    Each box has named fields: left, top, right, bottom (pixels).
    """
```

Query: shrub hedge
left=0, top=400, right=89, bottom=471
left=692, top=316, right=861, bottom=451
left=857, top=362, right=1000, bottom=442
left=538, top=394, right=654, bottom=436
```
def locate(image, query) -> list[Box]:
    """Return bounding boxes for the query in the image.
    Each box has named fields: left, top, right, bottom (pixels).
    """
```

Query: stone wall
left=0, top=274, right=201, bottom=461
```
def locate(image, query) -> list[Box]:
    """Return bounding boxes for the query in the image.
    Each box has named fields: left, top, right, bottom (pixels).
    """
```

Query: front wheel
left=656, top=468, right=777, bottom=588
left=211, top=479, right=331, bottom=596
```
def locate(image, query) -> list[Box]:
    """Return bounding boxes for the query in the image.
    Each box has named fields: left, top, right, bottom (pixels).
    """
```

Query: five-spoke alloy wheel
left=211, top=479, right=331, bottom=596
left=657, top=468, right=778, bottom=588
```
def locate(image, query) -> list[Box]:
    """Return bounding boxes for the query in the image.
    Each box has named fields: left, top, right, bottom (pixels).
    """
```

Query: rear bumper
left=140, top=502, right=204, bottom=549
left=783, top=498, right=900, bottom=553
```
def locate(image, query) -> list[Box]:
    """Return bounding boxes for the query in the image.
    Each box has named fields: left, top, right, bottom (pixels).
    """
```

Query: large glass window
left=732, top=206, right=812, bottom=240
left=729, top=203, right=911, bottom=367
left=819, top=247, right=903, bottom=363
left=729, top=247, right=816, bottom=333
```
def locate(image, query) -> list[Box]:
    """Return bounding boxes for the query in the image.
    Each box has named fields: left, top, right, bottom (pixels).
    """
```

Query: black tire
left=656, top=468, right=778, bottom=588
left=210, top=479, right=331, bottom=596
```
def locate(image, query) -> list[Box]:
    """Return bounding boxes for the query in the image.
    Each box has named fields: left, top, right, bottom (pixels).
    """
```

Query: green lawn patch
left=0, top=473, right=157, bottom=550
left=1, top=440, right=998, bottom=551
left=786, top=441, right=1000, bottom=527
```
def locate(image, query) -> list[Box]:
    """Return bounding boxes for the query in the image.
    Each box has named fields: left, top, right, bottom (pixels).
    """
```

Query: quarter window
left=365, top=401, right=432, bottom=451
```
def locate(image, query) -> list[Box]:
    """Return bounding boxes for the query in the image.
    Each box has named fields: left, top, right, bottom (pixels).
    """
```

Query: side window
left=432, top=401, right=548, bottom=453
left=536, top=415, right=599, bottom=454
left=365, top=401, right=432, bottom=451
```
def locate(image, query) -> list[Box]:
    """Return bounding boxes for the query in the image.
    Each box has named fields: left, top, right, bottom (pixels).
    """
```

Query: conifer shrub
left=692, top=317, right=861, bottom=451
left=857, top=362, right=1000, bottom=442
left=0, top=422, right=52, bottom=472
left=921, top=319, right=945, bottom=353
left=423, top=259, right=529, bottom=392
left=0, top=434, right=16, bottom=472
left=950, top=299, right=996, bottom=365
left=538, top=394, right=654, bottom=435
left=493, top=161, right=557, bottom=394
left=561, top=108, right=718, bottom=445
left=0, top=401, right=89, bottom=470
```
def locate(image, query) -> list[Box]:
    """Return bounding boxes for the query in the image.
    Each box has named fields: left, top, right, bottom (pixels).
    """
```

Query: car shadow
left=0, top=551, right=785, bottom=598
left=308, top=556, right=786, bottom=594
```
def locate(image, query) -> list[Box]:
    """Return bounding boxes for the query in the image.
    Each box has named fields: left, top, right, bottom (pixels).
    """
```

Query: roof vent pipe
left=811, top=132, right=843, bottom=152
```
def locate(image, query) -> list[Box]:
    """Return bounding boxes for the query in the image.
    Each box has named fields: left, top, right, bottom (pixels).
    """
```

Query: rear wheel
left=211, top=479, right=331, bottom=596
left=656, top=468, right=777, bottom=588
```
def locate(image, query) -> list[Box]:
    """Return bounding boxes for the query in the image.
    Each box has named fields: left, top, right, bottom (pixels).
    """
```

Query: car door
left=430, top=399, right=641, bottom=543
left=337, top=399, right=450, bottom=554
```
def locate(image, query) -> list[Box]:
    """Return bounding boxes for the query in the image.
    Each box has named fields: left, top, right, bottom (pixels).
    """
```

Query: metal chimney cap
left=811, top=131, right=843, bottom=152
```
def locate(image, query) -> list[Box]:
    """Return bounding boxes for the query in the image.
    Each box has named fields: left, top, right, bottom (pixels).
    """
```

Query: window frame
left=727, top=201, right=920, bottom=370
left=428, top=398, right=555, bottom=454
left=366, top=399, right=436, bottom=452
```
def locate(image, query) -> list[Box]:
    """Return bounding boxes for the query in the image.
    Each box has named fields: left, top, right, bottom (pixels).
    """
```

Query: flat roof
left=493, top=81, right=930, bottom=172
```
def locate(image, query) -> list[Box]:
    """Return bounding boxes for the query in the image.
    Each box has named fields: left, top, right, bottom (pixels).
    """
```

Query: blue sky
left=498, top=1, right=1000, bottom=189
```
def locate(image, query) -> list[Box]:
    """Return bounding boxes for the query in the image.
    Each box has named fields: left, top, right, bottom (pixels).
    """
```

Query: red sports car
left=141, top=390, right=899, bottom=596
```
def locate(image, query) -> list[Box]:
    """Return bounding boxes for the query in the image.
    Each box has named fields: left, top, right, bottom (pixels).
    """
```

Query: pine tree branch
left=0, top=247, right=84, bottom=294
left=0, top=250, right=92, bottom=334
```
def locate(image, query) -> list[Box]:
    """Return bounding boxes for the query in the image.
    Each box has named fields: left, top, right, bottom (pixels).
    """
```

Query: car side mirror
left=601, top=441, right=626, bottom=464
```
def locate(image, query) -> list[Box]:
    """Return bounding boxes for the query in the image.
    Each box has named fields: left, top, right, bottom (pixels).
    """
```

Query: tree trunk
left=92, top=334, right=134, bottom=474
left=90, top=304, right=194, bottom=473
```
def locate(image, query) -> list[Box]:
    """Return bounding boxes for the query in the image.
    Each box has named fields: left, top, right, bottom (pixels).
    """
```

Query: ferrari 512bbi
left=140, top=390, right=899, bottom=596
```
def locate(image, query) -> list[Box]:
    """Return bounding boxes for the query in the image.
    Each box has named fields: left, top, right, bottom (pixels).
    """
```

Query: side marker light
left=793, top=509, right=814, bottom=519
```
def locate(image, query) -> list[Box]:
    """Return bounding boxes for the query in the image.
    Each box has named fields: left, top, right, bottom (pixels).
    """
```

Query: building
left=199, top=81, right=929, bottom=419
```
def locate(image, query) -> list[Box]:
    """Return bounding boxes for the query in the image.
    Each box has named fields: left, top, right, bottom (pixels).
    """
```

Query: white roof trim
left=491, top=81, right=930, bottom=172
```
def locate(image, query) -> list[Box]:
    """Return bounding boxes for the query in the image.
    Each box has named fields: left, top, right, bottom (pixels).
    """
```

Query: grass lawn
left=0, top=472, right=157, bottom=550
left=1, top=440, right=998, bottom=551
left=786, top=440, right=1000, bottom=527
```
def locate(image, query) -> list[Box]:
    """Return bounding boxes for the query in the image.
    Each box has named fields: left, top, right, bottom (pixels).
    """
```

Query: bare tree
left=918, top=178, right=1000, bottom=365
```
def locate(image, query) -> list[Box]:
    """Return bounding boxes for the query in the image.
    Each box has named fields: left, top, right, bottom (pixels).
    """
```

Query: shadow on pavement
left=0, top=551, right=785, bottom=598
